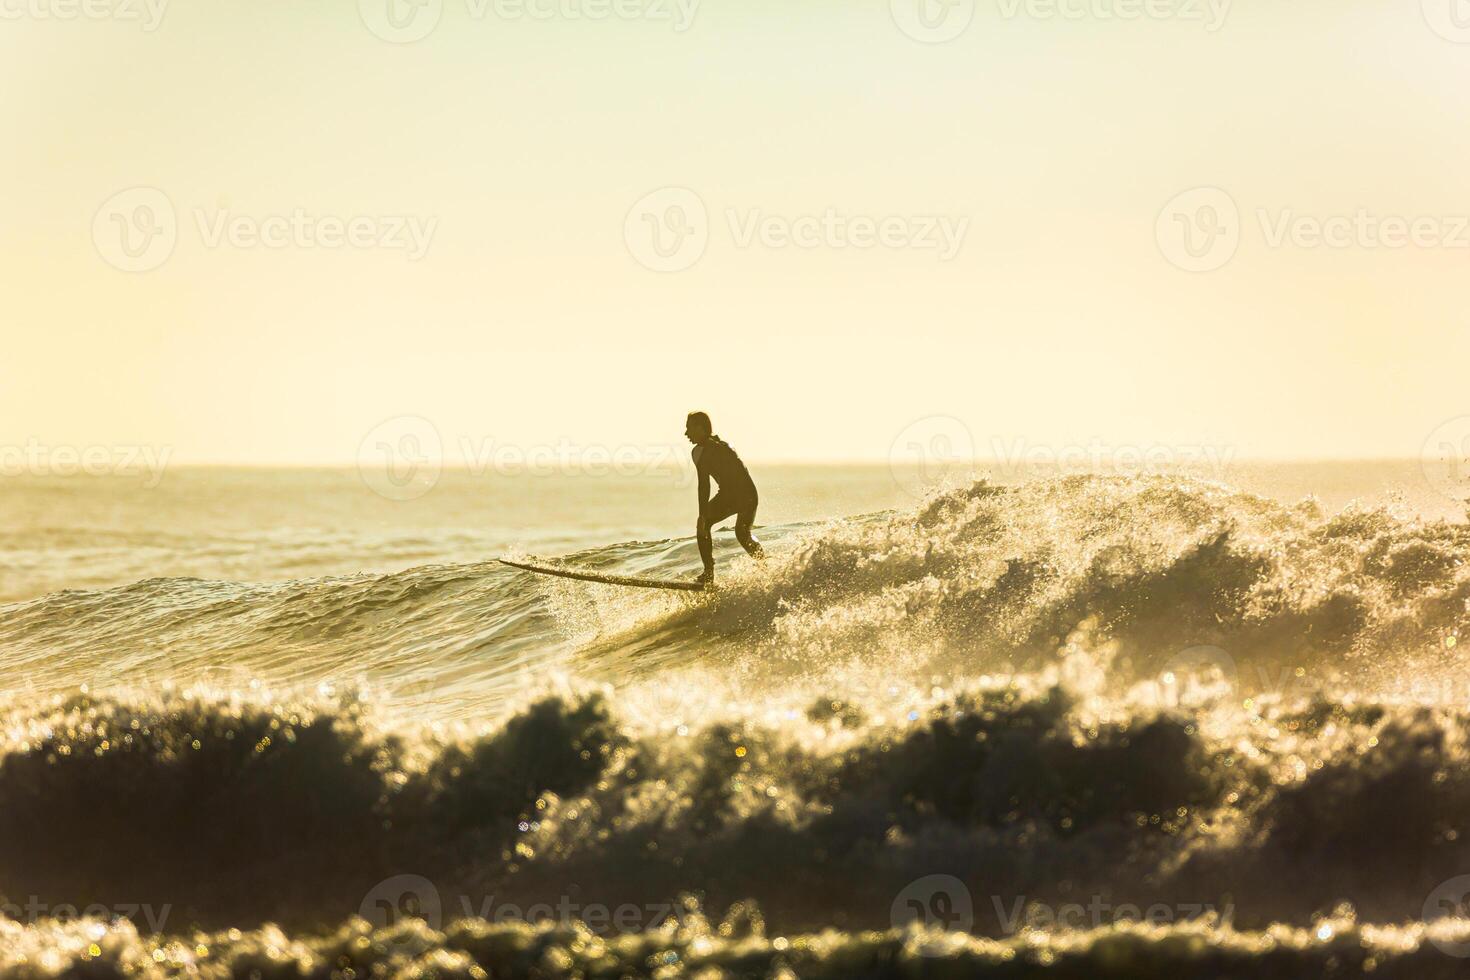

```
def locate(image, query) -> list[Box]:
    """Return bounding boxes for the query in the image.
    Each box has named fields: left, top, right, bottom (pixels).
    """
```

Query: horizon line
left=68, top=454, right=1435, bottom=470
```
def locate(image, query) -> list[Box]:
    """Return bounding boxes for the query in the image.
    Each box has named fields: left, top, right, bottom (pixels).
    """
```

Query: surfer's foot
left=697, top=569, right=715, bottom=589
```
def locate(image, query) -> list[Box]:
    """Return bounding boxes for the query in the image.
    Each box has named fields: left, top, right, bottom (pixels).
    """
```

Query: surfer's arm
left=693, top=446, right=710, bottom=520
left=692, top=445, right=715, bottom=576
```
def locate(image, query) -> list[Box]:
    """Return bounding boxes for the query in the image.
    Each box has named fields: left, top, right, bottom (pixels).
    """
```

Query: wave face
left=4, top=681, right=1470, bottom=965
left=4, top=474, right=1466, bottom=713
left=5, top=474, right=1470, bottom=974
left=8, top=914, right=1470, bottom=980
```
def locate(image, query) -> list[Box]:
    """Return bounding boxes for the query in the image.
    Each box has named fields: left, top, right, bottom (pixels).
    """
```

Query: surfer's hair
left=686, top=411, right=712, bottom=435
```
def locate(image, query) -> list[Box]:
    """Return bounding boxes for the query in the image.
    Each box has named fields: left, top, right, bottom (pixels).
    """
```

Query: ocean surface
left=5, top=460, right=1470, bottom=978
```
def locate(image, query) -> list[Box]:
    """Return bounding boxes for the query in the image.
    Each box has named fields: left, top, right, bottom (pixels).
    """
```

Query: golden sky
left=3, top=0, right=1469, bottom=464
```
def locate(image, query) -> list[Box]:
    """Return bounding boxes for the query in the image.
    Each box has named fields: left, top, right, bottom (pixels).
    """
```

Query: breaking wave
left=4, top=475, right=1469, bottom=715
left=5, top=475, right=1470, bottom=973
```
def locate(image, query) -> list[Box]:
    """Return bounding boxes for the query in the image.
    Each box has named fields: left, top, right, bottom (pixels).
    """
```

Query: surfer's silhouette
left=686, top=412, right=764, bottom=586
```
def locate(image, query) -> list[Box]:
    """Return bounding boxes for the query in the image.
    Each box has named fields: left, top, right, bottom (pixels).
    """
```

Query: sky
left=3, top=0, right=1470, bottom=465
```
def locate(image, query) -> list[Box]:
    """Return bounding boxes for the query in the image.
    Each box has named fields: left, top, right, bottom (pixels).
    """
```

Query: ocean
left=4, top=460, right=1470, bottom=978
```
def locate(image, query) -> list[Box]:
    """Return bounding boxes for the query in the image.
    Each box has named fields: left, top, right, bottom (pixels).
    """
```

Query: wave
left=574, top=474, right=1470, bottom=703
left=5, top=475, right=1470, bottom=712
left=5, top=674, right=1470, bottom=938
left=8, top=468, right=1470, bottom=973
left=6, top=912, right=1470, bottom=979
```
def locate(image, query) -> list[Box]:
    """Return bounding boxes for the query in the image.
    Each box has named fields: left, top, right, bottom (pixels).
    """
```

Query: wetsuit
left=693, top=435, right=763, bottom=578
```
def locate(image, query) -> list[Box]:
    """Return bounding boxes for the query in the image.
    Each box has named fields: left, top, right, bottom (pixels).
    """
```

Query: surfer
left=686, top=412, right=764, bottom=586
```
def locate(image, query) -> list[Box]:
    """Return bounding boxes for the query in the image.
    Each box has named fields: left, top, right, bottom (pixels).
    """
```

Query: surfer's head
left=685, top=411, right=712, bottom=444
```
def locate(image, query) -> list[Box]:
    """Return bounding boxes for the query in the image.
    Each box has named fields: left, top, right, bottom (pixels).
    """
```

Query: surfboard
left=497, top=558, right=706, bottom=592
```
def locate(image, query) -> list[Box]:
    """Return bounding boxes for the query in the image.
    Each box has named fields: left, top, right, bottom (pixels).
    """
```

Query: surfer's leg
left=735, top=496, right=764, bottom=560
left=699, top=492, right=739, bottom=576
left=696, top=515, right=714, bottom=574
